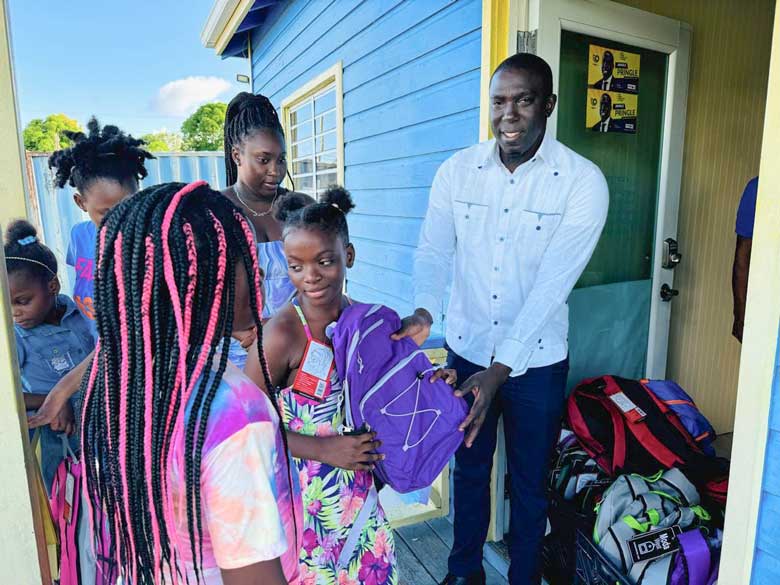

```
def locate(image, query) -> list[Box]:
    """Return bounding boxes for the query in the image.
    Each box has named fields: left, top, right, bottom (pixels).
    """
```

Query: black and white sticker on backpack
left=628, top=525, right=682, bottom=563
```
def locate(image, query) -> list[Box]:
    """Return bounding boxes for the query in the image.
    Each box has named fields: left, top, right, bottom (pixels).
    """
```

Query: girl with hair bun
left=246, top=186, right=400, bottom=585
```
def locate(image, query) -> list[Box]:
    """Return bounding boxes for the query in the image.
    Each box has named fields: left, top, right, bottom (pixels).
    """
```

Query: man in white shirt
left=395, top=53, right=609, bottom=585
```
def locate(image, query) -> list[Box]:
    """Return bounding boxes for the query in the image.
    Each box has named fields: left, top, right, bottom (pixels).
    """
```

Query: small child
left=28, top=118, right=154, bottom=428
left=5, top=220, right=94, bottom=491
left=49, top=116, right=155, bottom=336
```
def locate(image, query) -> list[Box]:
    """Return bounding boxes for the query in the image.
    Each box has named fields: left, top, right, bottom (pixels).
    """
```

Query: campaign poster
left=588, top=44, right=640, bottom=93
left=586, top=90, right=638, bottom=134
left=586, top=44, right=640, bottom=133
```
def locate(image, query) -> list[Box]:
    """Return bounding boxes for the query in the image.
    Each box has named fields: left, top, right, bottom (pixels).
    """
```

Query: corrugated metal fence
left=25, top=151, right=226, bottom=293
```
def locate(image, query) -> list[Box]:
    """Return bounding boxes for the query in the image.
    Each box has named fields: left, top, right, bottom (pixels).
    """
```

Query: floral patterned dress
left=278, top=300, right=398, bottom=585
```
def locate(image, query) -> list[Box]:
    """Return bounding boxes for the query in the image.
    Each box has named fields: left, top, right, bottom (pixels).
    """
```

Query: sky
left=8, top=0, right=249, bottom=137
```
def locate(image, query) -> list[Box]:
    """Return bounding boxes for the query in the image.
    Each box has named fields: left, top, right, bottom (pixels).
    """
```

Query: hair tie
left=18, top=236, right=36, bottom=246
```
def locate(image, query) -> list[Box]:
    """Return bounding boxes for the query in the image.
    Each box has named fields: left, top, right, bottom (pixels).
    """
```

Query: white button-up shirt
left=414, top=132, right=609, bottom=376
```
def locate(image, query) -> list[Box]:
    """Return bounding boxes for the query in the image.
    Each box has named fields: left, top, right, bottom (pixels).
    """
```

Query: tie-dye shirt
left=168, top=360, right=301, bottom=584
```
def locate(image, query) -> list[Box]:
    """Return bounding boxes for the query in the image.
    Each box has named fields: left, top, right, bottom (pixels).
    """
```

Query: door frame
left=530, top=0, right=691, bottom=379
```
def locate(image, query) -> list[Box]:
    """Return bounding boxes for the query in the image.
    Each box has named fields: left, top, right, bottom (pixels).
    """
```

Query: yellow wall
left=479, top=0, right=512, bottom=141
left=0, top=0, right=49, bottom=581
left=721, top=3, right=780, bottom=578
left=615, top=0, right=775, bottom=432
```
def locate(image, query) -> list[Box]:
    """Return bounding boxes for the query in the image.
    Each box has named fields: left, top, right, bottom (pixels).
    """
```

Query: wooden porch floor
left=395, top=517, right=508, bottom=585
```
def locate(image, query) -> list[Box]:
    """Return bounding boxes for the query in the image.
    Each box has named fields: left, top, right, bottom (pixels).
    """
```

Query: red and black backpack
left=566, top=375, right=728, bottom=502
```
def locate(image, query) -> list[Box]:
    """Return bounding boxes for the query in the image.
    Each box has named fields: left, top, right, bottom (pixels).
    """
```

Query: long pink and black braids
left=79, top=181, right=280, bottom=583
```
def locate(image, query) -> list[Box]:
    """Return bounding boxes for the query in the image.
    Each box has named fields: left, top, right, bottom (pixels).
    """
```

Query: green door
left=557, top=30, right=668, bottom=388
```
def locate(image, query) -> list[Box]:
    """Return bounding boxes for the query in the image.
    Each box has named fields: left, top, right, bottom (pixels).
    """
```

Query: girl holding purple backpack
left=246, top=186, right=456, bottom=585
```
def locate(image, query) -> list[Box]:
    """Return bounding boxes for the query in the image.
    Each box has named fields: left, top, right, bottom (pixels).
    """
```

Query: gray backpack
left=594, top=469, right=715, bottom=583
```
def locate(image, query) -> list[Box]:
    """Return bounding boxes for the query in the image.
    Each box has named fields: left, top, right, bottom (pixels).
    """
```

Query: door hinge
left=517, top=30, right=538, bottom=54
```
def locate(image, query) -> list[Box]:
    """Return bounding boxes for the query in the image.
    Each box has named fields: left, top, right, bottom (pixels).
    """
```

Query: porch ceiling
left=201, top=0, right=284, bottom=58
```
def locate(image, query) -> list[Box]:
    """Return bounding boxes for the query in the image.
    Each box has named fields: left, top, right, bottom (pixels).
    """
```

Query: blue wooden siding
left=752, top=328, right=780, bottom=583
left=250, top=0, right=482, bottom=324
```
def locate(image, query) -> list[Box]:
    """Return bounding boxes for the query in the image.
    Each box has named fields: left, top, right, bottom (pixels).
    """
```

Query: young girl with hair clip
left=221, top=92, right=315, bottom=367
left=80, top=181, right=301, bottom=585
left=4, top=220, right=92, bottom=491
left=246, top=186, right=457, bottom=584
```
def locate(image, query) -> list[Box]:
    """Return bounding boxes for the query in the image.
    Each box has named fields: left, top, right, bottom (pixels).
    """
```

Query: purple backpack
left=642, top=380, right=717, bottom=456
left=633, top=529, right=720, bottom=585
left=331, top=302, right=468, bottom=493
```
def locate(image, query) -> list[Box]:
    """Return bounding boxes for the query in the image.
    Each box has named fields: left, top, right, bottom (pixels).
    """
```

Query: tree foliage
left=140, top=130, right=184, bottom=152
left=23, top=114, right=82, bottom=151
left=181, top=102, right=227, bottom=151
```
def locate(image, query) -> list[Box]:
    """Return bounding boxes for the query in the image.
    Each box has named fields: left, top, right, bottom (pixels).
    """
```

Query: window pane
left=295, top=175, right=314, bottom=193
left=290, top=122, right=312, bottom=142
left=289, top=102, right=312, bottom=126
left=291, top=139, right=313, bottom=159
left=292, top=159, right=314, bottom=175
left=314, top=90, right=336, bottom=115
left=316, top=131, right=337, bottom=153
left=316, top=171, right=338, bottom=191
left=316, top=152, right=337, bottom=171
left=315, top=111, right=337, bottom=133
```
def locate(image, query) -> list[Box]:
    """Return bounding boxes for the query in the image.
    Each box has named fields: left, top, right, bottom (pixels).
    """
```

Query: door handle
left=660, top=283, right=679, bottom=302
left=662, top=238, right=682, bottom=269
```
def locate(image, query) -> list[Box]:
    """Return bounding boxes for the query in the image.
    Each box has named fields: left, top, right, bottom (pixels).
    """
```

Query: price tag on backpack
left=64, top=469, right=75, bottom=524
left=628, top=525, right=682, bottom=563
left=609, top=391, right=647, bottom=422
left=293, top=339, right=335, bottom=401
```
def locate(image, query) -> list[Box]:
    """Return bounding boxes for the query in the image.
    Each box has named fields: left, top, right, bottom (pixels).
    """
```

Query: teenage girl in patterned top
left=246, top=186, right=458, bottom=584
left=245, top=186, right=398, bottom=584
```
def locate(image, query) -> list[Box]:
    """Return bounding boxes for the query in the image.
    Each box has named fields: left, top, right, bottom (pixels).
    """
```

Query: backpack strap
left=567, top=383, right=627, bottom=474
left=337, top=485, right=378, bottom=569
left=677, top=529, right=712, bottom=585
left=602, top=377, right=686, bottom=469
left=622, top=508, right=661, bottom=533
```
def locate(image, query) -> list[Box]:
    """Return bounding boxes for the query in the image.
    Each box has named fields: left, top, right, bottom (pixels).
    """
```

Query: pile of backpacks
left=543, top=375, right=729, bottom=585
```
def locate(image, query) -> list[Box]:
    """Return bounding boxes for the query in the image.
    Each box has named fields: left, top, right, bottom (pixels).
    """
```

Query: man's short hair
left=492, top=53, right=554, bottom=98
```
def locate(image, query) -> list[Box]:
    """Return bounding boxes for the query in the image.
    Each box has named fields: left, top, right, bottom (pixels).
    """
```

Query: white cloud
left=152, top=76, right=232, bottom=117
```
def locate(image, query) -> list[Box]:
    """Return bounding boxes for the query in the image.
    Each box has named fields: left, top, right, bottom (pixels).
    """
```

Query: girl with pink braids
left=80, top=181, right=301, bottom=584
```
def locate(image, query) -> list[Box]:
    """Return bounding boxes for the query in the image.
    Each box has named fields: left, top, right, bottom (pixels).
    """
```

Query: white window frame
left=280, top=62, right=344, bottom=198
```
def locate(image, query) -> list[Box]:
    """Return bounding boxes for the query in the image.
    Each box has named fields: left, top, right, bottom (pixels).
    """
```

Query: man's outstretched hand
left=391, top=308, right=433, bottom=347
